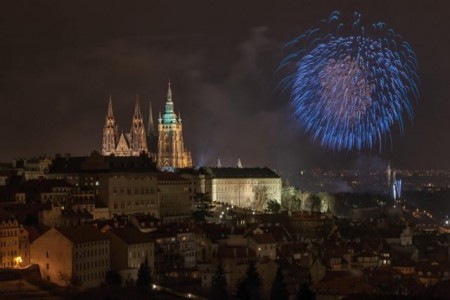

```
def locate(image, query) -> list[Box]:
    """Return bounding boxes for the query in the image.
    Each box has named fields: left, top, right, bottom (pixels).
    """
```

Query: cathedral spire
left=133, top=95, right=142, bottom=119
left=162, top=81, right=177, bottom=124
left=102, top=96, right=118, bottom=156
left=237, top=158, right=243, bottom=168
left=167, top=80, right=172, bottom=102
left=147, top=101, right=156, bottom=137
left=107, top=95, right=114, bottom=117
left=217, top=158, right=222, bottom=168
left=130, top=95, right=148, bottom=155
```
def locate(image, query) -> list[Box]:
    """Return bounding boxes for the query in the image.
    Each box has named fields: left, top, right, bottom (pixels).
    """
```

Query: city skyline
left=1, top=0, right=449, bottom=174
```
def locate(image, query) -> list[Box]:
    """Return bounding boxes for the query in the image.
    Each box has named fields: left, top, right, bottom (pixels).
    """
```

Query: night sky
left=1, top=0, right=449, bottom=175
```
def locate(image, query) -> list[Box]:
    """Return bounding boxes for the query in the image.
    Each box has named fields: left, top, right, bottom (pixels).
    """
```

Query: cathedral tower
left=146, top=101, right=158, bottom=156
left=102, top=96, right=118, bottom=156
left=130, top=96, right=148, bottom=156
left=157, top=81, right=192, bottom=170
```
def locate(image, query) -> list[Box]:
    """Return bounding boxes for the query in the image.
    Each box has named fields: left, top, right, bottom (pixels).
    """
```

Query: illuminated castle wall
left=101, top=82, right=192, bottom=170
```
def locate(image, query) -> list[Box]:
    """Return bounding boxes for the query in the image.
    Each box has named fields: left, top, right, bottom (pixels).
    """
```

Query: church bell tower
left=102, top=96, right=118, bottom=156
left=157, top=81, right=192, bottom=170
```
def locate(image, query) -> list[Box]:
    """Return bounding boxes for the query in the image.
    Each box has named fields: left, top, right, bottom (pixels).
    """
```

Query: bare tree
left=252, top=185, right=268, bottom=211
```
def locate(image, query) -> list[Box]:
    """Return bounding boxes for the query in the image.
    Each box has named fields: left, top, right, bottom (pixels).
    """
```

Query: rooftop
left=108, top=226, right=153, bottom=245
left=206, top=167, right=280, bottom=179
left=57, top=225, right=109, bottom=243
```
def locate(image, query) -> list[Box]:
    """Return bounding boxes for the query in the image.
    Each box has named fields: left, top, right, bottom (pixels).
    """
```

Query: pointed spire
left=167, top=80, right=172, bottom=102
left=217, top=158, right=222, bottom=168
left=107, top=95, right=114, bottom=117
left=134, top=95, right=142, bottom=118
left=237, top=158, right=242, bottom=168
left=162, top=81, right=177, bottom=124
left=147, top=101, right=156, bottom=137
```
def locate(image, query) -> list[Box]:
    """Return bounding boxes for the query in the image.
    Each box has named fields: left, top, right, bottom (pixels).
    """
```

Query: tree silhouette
left=296, top=275, right=316, bottom=300
left=212, top=260, right=229, bottom=300
left=136, top=257, right=152, bottom=297
left=266, top=200, right=281, bottom=214
left=270, top=266, right=289, bottom=300
left=192, top=192, right=214, bottom=223
left=106, top=270, right=122, bottom=287
left=308, top=194, right=322, bottom=212
left=235, top=261, right=262, bottom=300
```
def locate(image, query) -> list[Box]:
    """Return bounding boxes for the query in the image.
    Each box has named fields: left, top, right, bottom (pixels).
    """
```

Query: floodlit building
left=206, top=167, right=282, bottom=210
left=0, top=209, right=22, bottom=268
left=31, top=225, right=110, bottom=288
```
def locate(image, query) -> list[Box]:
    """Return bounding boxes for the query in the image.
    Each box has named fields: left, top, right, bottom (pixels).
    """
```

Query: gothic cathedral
left=101, top=82, right=192, bottom=170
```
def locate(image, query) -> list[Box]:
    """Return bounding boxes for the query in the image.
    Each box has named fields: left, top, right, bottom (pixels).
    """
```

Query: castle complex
left=101, top=82, right=192, bottom=169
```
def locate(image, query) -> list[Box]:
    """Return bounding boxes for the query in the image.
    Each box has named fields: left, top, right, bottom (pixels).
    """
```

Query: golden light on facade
left=14, top=256, right=22, bottom=267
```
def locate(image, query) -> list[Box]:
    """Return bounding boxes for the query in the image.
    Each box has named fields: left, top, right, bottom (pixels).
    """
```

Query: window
left=46, top=263, right=49, bottom=270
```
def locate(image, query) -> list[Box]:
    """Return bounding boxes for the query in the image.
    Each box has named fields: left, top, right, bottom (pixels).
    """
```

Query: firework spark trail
left=280, top=11, right=419, bottom=151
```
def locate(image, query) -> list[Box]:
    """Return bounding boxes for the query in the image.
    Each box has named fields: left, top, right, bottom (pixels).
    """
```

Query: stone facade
left=31, top=225, right=110, bottom=288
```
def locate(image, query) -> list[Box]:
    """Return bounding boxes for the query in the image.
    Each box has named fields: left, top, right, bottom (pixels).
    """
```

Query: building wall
left=31, top=229, right=110, bottom=288
left=30, top=228, right=73, bottom=285
left=0, top=219, right=20, bottom=268
left=39, top=206, right=63, bottom=227
left=107, top=232, right=129, bottom=271
left=157, top=123, right=192, bottom=169
left=107, top=232, right=155, bottom=273
left=209, top=178, right=282, bottom=209
left=248, top=239, right=276, bottom=260
left=72, top=240, right=110, bottom=288
left=128, top=243, right=154, bottom=270
left=158, top=179, right=191, bottom=220
left=99, top=174, right=159, bottom=217
left=179, top=173, right=207, bottom=200
left=178, top=232, right=197, bottom=269
left=18, top=227, right=30, bottom=266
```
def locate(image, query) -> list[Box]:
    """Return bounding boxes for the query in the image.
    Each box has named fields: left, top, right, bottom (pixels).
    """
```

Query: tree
left=106, top=270, right=122, bottom=287
left=252, top=185, right=269, bottom=211
left=136, top=257, right=152, bottom=297
left=266, top=200, right=281, bottom=214
left=235, top=261, right=262, bottom=300
left=192, top=192, right=214, bottom=223
left=57, top=272, right=72, bottom=287
left=212, top=260, right=229, bottom=300
left=308, top=194, right=322, bottom=212
left=296, top=275, right=316, bottom=300
left=270, top=266, right=289, bottom=300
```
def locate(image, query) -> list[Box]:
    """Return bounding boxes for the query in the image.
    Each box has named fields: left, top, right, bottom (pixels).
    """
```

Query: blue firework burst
left=280, top=11, right=419, bottom=151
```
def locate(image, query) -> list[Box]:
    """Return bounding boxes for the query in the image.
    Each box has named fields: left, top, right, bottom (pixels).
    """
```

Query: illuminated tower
left=157, top=81, right=192, bottom=170
left=146, top=101, right=158, bottom=157
left=102, top=96, right=118, bottom=156
left=130, top=96, right=148, bottom=156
